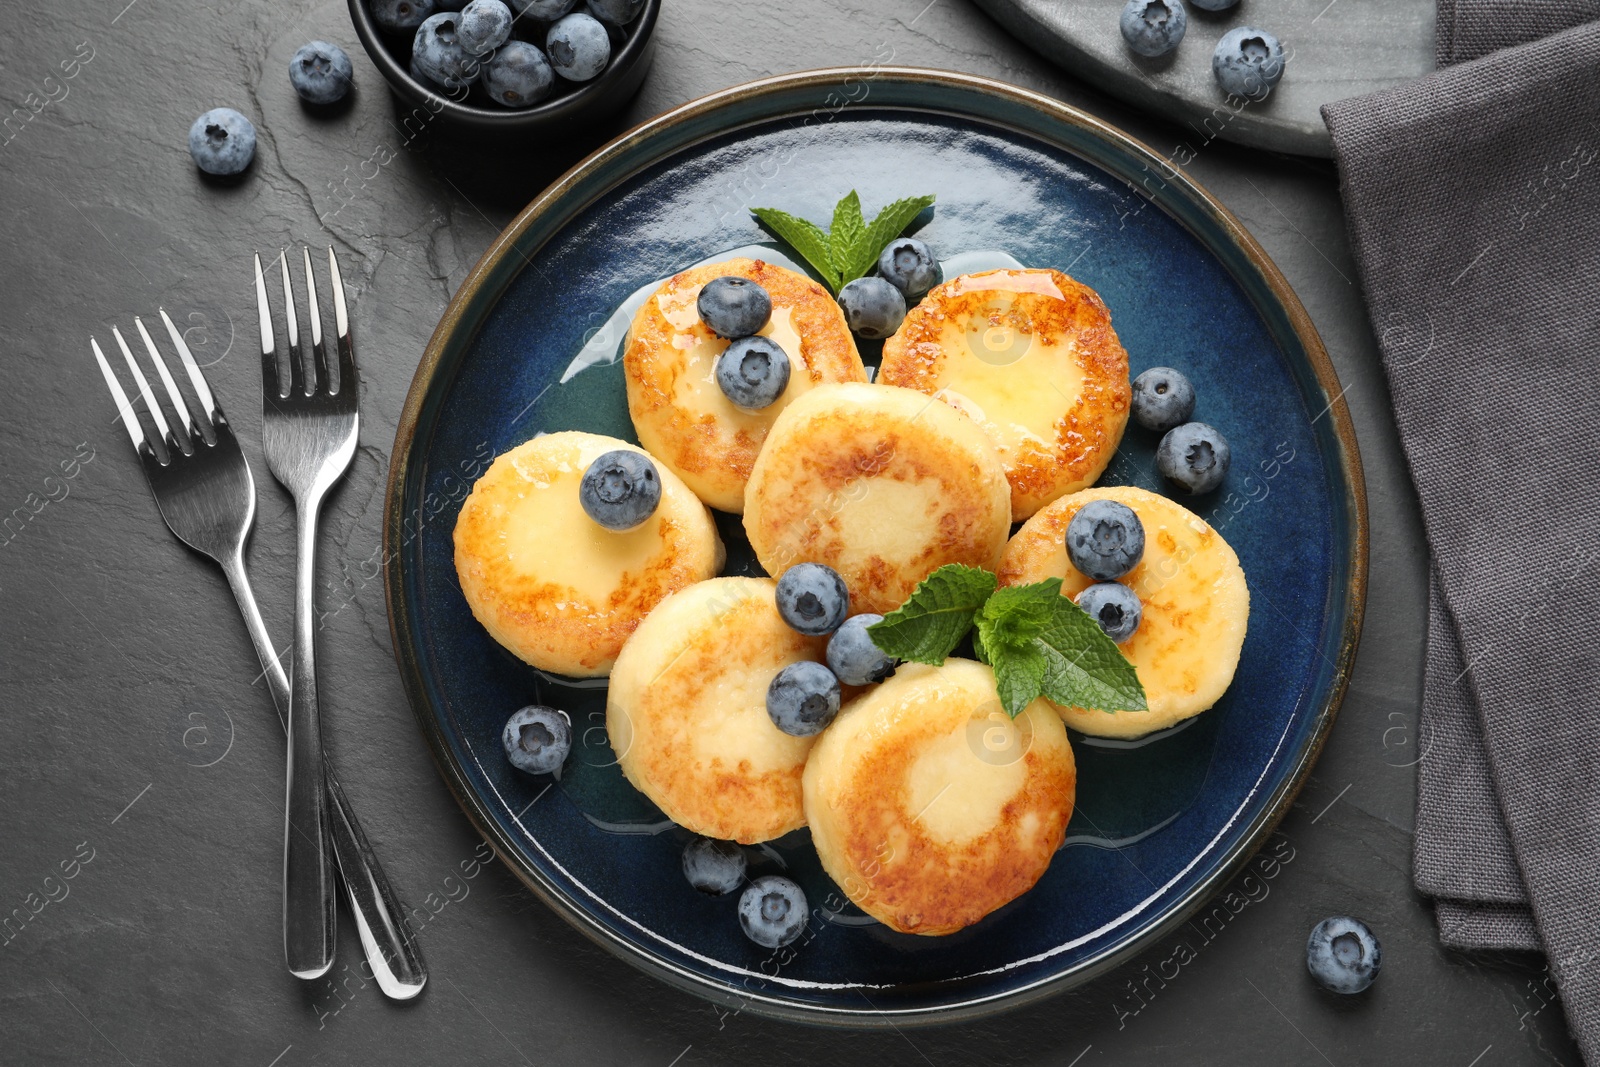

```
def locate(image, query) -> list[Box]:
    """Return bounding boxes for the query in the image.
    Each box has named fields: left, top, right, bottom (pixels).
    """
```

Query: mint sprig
left=868, top=564, right=1148, bottom=718
left=865, top=564, right=995, bottom=666
left=750, top=191, right=935, bottom=294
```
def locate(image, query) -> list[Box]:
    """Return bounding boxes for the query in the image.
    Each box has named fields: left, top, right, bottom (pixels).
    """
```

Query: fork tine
left=255, top=252, right=281, bottom=400
left=90, top=337, right=148, bottom=454
left=135, top=316, right=197, bottom=447
left=158, top=307, right=219, bottom=425
left=111, top=325, right=174, bottom=451
left=280, top=249, right=306, bottom=397
left=328, top=247, right=356, bottom=396
left=303, top=246, right=330, bottom=393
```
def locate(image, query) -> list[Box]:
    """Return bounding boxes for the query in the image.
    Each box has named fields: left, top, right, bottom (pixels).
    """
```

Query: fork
left=255, top=247, right=363, bottom=982
left=88, top=311, right=426, bottom=996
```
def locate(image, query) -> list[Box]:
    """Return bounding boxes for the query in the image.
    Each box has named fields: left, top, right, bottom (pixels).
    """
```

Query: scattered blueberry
left=775, top=563, right=850, bottom=636
left=738, top=875, right=809, bottom=949
left=1130, top=367, right=1197, bottom=433
left=187, top=108, right=256, bottom=176
left=697, top=276, right=772, bottom=339
left=1066, top=499, right=1146, bottom=581
left=373, top=0, right=437, bottom=32
left=482, top=41, right=555, bottom=107
left=546, top=12, right=611, bottom=81
left=716, top=336, right=791, bottom=410
left=766, top=661, right=841, bottom=737
left=412, top=12, right=477, bottom=90
left=1213, top=27, right=1286, bottom=101
left=514, top=0, right=577, bottom=16
left=1156, top=421, right=1231, bottom=494
left=1075, top=582, right=1142, bottom=644
left=1190, top=0, right=1238, bottom=8
left=1120, top=0, right=1187, bottom=58
left=585, top=0, right=644, bottom=24
left=1306, top=916, right=1381, bottom=994
left=457, top=0, right=513, bottom=54
left=288, top=41, right=353, bottom=106
left=876, top=238, right=938, bottom=299
left=826, top=614, right=896, bottom=686
left=837, top=276, right=906, bottom=340
left=682, top=837, right=746, bottom=896
left=579, top=449, right=661, bottom=531
left=502, top=705, right=572, bottom=775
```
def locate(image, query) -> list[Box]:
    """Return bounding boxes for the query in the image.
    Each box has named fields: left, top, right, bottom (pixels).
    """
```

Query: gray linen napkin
left=1321, top=10, right=1600, bottom=1059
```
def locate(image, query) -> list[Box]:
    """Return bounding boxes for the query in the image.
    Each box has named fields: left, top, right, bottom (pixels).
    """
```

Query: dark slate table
left=0, top=1, right=1579, bottom=1064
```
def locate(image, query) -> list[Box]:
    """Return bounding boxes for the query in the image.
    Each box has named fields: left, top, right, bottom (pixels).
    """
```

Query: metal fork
left=255, top=248, right=362, bottom=982
left=89, top=311, right=425, bottom=996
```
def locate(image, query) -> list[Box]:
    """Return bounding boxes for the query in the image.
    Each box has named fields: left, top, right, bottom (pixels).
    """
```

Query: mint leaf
left=991, top=639, right=1049, bottom=718
left=854, top=194, right=936, bottom=283
left=750, top=207, right=839, bottom=290
left=974, top=579, right=1059, bottom=659
left=829, top=191, right=866, bottom=284
left=1034, top=594, right=1148, bottom=713
left=866, top=564, right=996, bottom=665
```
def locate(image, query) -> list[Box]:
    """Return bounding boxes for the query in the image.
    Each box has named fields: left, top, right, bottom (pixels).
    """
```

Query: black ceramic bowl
left=347, top=0, right=659, bottom=137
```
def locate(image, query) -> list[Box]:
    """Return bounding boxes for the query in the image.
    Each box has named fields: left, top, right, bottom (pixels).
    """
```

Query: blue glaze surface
left=388, top=75, right=1361, bottom=1024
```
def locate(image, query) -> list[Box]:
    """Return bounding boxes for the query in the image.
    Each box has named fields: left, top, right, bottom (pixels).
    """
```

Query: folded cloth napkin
left=1322, top=5, right=1600, bottom=1059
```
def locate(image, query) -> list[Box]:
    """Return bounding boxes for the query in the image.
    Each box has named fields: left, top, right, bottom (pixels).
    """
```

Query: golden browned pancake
left=742, top=382, right=1012, bottom=616
left=996, top=485, right=1249, bottom=739
left=608, top=577, right=826, bottom=843
left=623, top=257, right=867, bottom=513
left=803, top=659, right=1076, bottom=935
left=452, top=431, right=722, bottom=678
left=880, top=268, right=1131, bottom=519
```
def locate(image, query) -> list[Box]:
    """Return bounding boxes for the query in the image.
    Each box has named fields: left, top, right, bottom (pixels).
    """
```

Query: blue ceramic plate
left=384, top=68, right=1367, bottom=1026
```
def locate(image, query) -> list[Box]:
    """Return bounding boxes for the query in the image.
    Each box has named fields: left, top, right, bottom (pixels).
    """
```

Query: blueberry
left=837, top=276, right=906, bottom=340
left=1120, top=0, right=1186, bottom=58
left=682, top=837, right=746, bottom=896
left=288, top=41, right=353, bottom=105
left=413, top=12, right=478, bottom=90
left=409, top=56, right=445, bottom=91
left=585, top=0, right=644, bottom=24
left=1156, top=422, right=1230, bottom=494
left=738, top=875, right=809, bottom=948
left=502, top=705, right=572, bottom=775
left=775, top=563, right=850, bottom=636
left=1190, top=0, right=1237, bottom=8
left=579, top=449, right=661, bottom=531
left=1131, top=367, right=1197, bottom=433
left=1075, top=582, right=1142, bottom=644
left=697, top=276, right=772, bottom=339
left=514, top=0, right=577, bottom=16
left=457, top=0, right=513, bottom=54
left=1066, top=499, right=1145, bottom=581
left=716, top=337, right=791, bottom=410
left=187, top=108, right=256, bottom=176
left=1213, top=27, right=1286, bottom=101
left=826, top=614, right=896, bottom=686
left=546, top=13, right=611, bottom=81
left=482, top=41, right=555, bottom=107
left=1306, top=916, right=1381, bottom=994
left=766, top=661, right=841, bottom=737
left=372, top=0, right=437, bottom=32
left=876, top=238, right=938, bottom=299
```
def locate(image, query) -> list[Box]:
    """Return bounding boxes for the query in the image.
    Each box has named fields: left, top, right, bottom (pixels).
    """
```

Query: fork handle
left=221, top=553, right=427, bottom=999
left=285, top=501, right=337, bottom=979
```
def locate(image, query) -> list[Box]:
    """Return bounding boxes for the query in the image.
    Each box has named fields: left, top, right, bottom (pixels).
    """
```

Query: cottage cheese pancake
left=453, top=431, right=722, bottom=678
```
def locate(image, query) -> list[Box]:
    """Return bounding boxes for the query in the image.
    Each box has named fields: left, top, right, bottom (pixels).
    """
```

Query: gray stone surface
left=0, top=0, right=1579, bottom=1064
left=975, top=0, right=1435, bottom=157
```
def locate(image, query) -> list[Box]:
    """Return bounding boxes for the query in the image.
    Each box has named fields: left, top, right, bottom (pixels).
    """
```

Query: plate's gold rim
left=383, top=66, right=1369, bottom=1027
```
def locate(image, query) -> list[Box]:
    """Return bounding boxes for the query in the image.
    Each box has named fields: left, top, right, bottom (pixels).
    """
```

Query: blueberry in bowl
left=346, top=0, right=657, bottom=137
